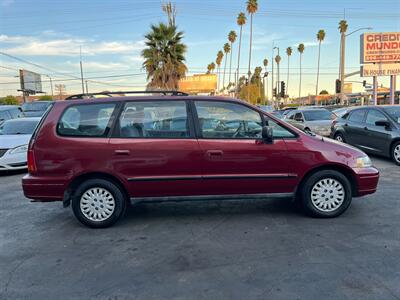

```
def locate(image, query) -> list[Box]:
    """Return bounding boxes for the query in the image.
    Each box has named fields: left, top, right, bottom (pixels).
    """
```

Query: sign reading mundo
left=179, top=74, right=217, bottom=94
left=360, top=32, right=400, bottom=64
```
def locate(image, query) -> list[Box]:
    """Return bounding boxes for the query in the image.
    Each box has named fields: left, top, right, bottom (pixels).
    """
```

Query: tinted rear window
left=57, top=103, right=116, bottom=137
left=348, top=109, right=366, bottom=123
left=303, top=110, right=332, bottom=121
left=22, top=102, right=51, bottom=111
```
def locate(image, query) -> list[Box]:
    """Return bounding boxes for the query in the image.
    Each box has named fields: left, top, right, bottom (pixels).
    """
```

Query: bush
left=0, top=95, right=19, bottom=105
left=38, top=95, right=53, bottom=101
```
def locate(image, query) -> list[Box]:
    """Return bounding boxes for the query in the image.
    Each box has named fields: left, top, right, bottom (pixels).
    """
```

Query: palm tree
left=286, top=47, right=292, bottom=98
left=297, top=43, right=305, bottom=98
left=210, top=62, right=216, bottom=73
left=263, top=58, right=268, bottom=103
left=236, top=12, right=246, bottom=92
left=222, top=42, right=231, bottom=90
left=246, top=0, right=258, bottom=80
left=228, top=30, right=237, bottom=86
left=216, top=51, right=224, bottom=91
left=316, top=29, right=326, bottom=96
left=206, top=63, right=213, bottom=74
left=142, top=23, right=187, bottom=90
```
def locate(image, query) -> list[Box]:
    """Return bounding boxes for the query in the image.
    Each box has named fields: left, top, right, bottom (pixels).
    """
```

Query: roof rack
left=65, top=90, right=189, bottom=100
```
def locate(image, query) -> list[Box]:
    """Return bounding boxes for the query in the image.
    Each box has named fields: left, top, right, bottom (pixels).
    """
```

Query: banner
left=360, top=32, right=400, bottom=63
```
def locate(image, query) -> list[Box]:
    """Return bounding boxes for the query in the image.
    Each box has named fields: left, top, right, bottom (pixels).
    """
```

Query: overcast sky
left=1, top=0, right=399, bottom=97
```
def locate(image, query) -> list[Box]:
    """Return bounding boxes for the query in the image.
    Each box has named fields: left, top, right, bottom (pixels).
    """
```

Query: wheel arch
left=63, top=172, right=129, bottom=207
left=295, top=164, right=358, bottom=200
left=389, top=138, right=400, bottom=157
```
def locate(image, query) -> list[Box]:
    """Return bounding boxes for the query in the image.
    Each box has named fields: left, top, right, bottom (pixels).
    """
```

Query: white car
left=0, top=117, right=40, bottom=171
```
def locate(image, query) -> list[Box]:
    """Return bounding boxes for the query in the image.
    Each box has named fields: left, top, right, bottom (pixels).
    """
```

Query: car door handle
left=344, top=123, right=348, bottom=127
left=114, top=150, right=130, bottom=155
left=364, top=127, right=368, bottom=130
left=207, top=150, right=223, bottom=157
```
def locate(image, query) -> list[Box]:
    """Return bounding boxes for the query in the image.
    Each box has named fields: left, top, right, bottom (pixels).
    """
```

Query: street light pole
left=340, top=26, right=372, bottom=105
left=45, top=75, right=54, bottom=97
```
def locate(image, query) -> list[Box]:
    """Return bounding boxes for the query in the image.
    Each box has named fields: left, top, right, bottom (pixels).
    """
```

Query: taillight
left=27, top=149, right=37, bottom=174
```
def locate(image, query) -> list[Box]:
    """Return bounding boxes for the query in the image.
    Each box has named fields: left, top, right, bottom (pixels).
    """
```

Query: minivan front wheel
left=72, top=179, right=127, bottom=228
left=300, top=170, right=352, bottom=218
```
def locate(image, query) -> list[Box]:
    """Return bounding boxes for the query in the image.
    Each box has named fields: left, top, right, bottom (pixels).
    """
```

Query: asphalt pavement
left=0, top=156, right=399, bottom=300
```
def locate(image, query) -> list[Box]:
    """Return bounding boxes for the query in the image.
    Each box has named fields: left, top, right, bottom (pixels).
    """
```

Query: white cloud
left=0, top=34, right=145, bottom=56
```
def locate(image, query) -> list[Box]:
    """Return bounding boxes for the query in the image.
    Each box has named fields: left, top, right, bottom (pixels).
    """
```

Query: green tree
left=216, top=51, right=224, bottom=91
left=297, top=43, right=305, bottom=98
left=286, top=47, right=292, bottom=97
left=142, top=23, right=187, bottom=90
left=38, top=95, right=53, bottom=101
left=236, top=12, right=247, bottom=93
left=319, top=90, right=329, bottom=95
left=316, top=29, right=326, bottom=96
left=222, top=42, right=231, bottom=90
left=246, top=0, right=258, bottom=80
left=228, top=30, right=237, bottom=86
left=1, top=95, right=19, bottom=105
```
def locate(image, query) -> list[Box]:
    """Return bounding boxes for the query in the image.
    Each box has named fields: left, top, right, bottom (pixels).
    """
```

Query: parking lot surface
left=0, top=157, right=399, bottom=300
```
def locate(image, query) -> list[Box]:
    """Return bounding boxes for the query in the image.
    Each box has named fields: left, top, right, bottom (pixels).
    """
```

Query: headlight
left=354, top=155, right=372, bottom=168
left=9, top=144, right=28, bottom=154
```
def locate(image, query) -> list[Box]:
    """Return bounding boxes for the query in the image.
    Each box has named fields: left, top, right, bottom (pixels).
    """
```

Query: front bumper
left=0, top=151, right=28, bottom=171
left=353, top=167, right=380, bottom=197
left=22, top=174, right=65, bottom=202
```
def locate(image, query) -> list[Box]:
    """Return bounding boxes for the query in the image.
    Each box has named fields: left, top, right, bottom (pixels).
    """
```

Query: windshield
left=303, top=110, right=333, bottom=121
left=22, top=102, right=51, bottom=112
left=0, top=120, right=39, bottom=135
left=383, top=107, right=400, bottom=124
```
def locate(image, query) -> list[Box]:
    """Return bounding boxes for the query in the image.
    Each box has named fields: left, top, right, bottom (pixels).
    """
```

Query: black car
left=0, top=105, right=24, bottom=125
left=21, top=101, right=54, bottom=117
left=331, top=105, right=400, bottom=165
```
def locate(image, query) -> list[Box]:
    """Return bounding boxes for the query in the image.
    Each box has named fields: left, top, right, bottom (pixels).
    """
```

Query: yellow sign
left=179, top=74, right=217, bottom=94
left=343, top=83, right=352, bottom=94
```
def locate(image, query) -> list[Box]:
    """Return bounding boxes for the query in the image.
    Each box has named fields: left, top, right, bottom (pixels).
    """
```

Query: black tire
left=72, top=179, right=127, bottom=228
left=300, top=170, right=352, bottom=218
left=391, top=141, right=400, bottom=166
left=334, top=132, right=345, bottom=143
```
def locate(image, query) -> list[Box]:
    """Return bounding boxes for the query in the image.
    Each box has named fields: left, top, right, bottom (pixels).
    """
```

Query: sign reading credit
left=360, top=32, right=400, bottom=64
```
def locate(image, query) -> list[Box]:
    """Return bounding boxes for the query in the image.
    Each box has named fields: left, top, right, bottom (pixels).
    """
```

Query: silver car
left=284, top=109, right=334, bottom=137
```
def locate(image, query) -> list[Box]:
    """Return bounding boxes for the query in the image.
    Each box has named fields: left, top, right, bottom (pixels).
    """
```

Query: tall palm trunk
left=316, top=40, right=321, bottom=96
left=217, top=66, right=221, bottom=92
left=247, top=13, right=253, bottom=79
left=236, top=25, right=243, bottom=94
left=223, top=54, right=228, bottom=91
left=229, top=42, right=233, bottom=87
left=299, top=54, right=302, bottom=99
left=287, top=56, right=290, bottom=102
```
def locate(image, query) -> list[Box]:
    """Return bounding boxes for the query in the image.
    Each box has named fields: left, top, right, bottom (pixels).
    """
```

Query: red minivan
left=22, top=93, right=379, bottom=228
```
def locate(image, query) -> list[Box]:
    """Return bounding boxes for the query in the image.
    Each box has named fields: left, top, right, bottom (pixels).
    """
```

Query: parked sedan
left=0, top=118, right=40, bottom=171
left=0, top=105, right=24, bottom=125
left=331, top=106, right=400, bottom=165
left=285, top=108, right=334, bottom=137
left=22, top=101, right=53, bottom=117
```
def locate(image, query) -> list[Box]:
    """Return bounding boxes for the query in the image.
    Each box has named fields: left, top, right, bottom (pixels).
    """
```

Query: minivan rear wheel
left=391, top=141, right=400, bottom=166
left=72, top=179, right=127, bottom=228
left=300, top=170, right=352, bottom=218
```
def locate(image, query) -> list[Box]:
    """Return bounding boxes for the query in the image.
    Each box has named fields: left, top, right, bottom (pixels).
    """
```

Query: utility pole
left=80, top=46, right=85, bottom=94
left=339, top=30, right=346, bottom=105
left=85, top=80, right=89, bottom=94
left=46, top=75, right=54, bottom=97
left=276, top=47, right=280, bottom=103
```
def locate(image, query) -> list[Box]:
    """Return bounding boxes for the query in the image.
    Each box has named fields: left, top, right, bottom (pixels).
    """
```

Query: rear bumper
left=22, top=174, right=65, bottom=202
left=353, top=167, right=380, bottom=197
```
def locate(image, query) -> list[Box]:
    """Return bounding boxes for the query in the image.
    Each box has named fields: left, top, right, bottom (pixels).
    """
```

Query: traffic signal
left=273, top=88, right=277, bottom=97
left=335, top=79, right=341, bottom=93
left=280, top=81, right=286, bottom=98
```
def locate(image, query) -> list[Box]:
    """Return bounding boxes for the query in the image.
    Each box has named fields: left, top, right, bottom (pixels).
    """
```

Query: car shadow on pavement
left=0, top=169, right=27, bottom=177
left=122, top=197, right=301, bottom=224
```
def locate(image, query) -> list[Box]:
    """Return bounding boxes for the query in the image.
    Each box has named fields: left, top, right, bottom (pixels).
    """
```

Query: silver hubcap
left=80, top=187, right=115, bottom=222
left=311, top=178, right=345, bottom=212
left=336, top=135, right=343, bottom=142
left=394, top=145, right=400, bottom=162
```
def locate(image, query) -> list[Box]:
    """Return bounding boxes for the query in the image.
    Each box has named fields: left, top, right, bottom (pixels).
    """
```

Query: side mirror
left=262, top=126, right=273, bottom=143
left=375, top=119, right=391, bottom=128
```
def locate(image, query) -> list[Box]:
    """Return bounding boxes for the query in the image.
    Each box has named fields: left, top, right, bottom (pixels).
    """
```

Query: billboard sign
left=179, top=74, right=217, bottom=94
left=343, top=83, right=353, bottom=94
left=361, top=63, right=400, bottom=77
left=360, top=32, right=400, bottom=64
left=19, top=69, right=42, bottom=93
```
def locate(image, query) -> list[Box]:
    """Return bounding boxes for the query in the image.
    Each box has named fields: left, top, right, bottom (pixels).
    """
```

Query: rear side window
left=58, top=103, right=116, bottom=137
left=116, top=101, right=189, bottom=138
left=348, top=109, right=366, bottom=124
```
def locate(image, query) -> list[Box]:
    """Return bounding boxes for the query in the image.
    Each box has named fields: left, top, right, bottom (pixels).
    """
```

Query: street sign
left=360, top=32, right=400, bottom=64
left=361, top=63, right=400, bottom=77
